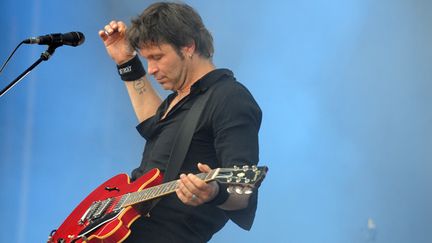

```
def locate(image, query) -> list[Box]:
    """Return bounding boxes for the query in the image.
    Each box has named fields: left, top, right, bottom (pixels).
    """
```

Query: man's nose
left=147, top=61, right=158, bottom=75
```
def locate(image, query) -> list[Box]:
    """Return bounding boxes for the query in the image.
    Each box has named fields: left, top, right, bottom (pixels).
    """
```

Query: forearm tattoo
left=133, top=77, right=147, bottom=94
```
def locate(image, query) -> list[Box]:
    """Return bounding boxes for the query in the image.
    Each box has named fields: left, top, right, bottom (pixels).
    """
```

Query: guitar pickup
left=92, top=198, right=114, bottom=219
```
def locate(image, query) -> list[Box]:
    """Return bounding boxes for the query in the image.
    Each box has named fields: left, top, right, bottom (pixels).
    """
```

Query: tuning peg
left=252, top=165, right=257, bottom=171
left=233, top=165, right=239, bottom=170
left=235, top=186, right=244, bottom=194
left=243, top=187, right=253, bottom=194
left=227, top=186, right=254, bottom=195
left=242, top=165, right=249, bottom=171
left=227, top=186, right=234, bottom=194
left=227, top=186, right=242, bottom=194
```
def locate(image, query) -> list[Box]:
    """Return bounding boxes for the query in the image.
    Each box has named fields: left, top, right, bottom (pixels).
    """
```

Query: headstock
left=211, top=165, right=268, bottom=194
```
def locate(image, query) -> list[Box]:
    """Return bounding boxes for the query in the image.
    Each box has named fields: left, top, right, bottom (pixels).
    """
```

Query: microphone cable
left=0, top=41, right=25, bottom=76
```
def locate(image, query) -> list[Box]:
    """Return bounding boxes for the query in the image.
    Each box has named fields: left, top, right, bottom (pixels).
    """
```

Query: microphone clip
left=41, top=44, right=61, bottom=61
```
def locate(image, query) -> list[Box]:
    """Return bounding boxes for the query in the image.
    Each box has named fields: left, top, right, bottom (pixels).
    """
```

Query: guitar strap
left=147, top=78, right=217, bottom=210
left=163, top=84, right=216, bottom=183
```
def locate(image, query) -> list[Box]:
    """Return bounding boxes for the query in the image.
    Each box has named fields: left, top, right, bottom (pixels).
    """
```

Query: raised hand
left=98, top=20, right=136, bottom=64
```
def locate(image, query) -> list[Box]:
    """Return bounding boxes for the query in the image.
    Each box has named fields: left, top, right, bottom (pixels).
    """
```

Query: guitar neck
left=121, top=169, right=219, bottom=207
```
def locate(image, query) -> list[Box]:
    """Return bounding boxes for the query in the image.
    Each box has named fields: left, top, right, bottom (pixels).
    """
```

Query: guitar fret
left=148, top=187, right=157, bottom=199
left=135, top=192, right=141, bottom=202
left=163, top=183, right=173, bottom=194
left=146, top=188, right=153, bottom=198
left=158, top=185, right=166, bottom=195
left=142, top=190, right=149, bottom=199
left=159, top=184, right=166, bottom=194
left=132, top=193, right=138, bottom=204
left=151, top=186, right=159, bottom=198
left=122, top=193, right=131, bottom=206
left=153, top=186, right=160, bottom=197
left=126, top=193, right=133, bottom=205
left=142, top=189, right=149, bottom=200
left=161, top=184, right=168, bottom=195
left=168, top=181, right=177, bottom=192
left=137, top=191, right=143, bottom=202
left=129, top=193, right=135, bottom=204
left=155, top=185, right=163, bottom=197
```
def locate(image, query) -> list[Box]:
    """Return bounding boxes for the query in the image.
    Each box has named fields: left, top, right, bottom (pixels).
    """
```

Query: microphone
left=23, top=32, right=85, bottom=47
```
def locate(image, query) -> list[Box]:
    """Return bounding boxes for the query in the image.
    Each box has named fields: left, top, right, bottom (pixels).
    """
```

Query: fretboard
left=121, top=172, right=209, bottom=207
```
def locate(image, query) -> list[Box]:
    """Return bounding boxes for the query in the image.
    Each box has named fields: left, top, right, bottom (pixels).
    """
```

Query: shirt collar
left=190, top=68, right=234, bottom=94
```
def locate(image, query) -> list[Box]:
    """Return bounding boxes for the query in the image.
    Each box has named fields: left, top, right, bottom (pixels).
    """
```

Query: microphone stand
left=0, top=44, right=60, bottom=98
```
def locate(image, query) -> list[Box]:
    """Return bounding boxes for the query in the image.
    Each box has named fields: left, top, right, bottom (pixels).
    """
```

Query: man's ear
left=182, top=41, right=196, bottom=57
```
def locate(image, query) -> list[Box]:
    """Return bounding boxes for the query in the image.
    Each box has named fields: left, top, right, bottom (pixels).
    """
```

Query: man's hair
left=127, top=2, right=214, bottom=59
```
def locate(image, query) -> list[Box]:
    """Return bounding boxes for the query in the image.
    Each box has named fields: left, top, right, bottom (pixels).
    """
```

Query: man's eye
left=153, top=55, right=162, bottom=60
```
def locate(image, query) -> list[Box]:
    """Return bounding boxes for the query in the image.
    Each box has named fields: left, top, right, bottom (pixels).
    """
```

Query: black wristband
left=206, top=182, right=230, bottom=206
left=116, top=55, right=146, bottom=81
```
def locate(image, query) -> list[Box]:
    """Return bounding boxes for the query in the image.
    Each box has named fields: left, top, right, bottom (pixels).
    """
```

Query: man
left=99, top=2, right=262, bottom=242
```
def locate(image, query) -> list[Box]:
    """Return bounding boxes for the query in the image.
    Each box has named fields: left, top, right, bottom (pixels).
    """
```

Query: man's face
left=139, top=43, right=188, bottom=91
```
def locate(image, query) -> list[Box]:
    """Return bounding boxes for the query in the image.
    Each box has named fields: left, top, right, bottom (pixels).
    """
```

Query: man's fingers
left=197, top=163, right=211, bottom=173
left=104, top=24, right=114, bottom=35
left=103, top=21, right=125, bottom=37
left=109, top=20, right=118, bottom=28
left=179, top=173, right=208, bottom=199
left=176, top=187, right=196, bottom=205
left=187, top=173, right=208, bottom=190
left=178, top=175, right=196, bottom=197
left=176, top=177, right=203, bottom=206
left=180, top=174, right=200, bottom=193
left=98, top=30, right=108, bottom=40
left=176, top=186, right=188, bottom=202
left=176, top=169, right=219, bottom=206
left=117, top=21, right=127, bottom=32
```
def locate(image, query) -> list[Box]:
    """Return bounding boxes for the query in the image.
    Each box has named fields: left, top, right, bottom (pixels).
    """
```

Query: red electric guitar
left=48, top=165, right=268, bottom=243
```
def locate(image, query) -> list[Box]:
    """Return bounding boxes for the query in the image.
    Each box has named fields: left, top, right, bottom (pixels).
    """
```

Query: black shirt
left=127, top=69, right=262, bottom=243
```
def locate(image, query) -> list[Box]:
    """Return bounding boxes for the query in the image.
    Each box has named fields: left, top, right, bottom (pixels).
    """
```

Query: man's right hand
left=98, top=20, right=136, bottom=65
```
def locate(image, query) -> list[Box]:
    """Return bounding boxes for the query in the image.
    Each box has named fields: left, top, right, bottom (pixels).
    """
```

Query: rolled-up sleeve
left=212, top=83, right=262, bottom=168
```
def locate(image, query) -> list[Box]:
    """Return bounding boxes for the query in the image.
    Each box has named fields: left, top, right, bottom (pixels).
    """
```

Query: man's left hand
left=176, top=163, right=219, bottom=206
